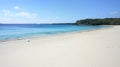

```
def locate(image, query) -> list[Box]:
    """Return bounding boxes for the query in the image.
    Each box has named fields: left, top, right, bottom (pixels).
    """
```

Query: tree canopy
left=76, top=18, right=120, bottom=25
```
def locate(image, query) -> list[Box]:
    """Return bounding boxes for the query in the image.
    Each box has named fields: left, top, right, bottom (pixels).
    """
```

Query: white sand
left=0, top=26, right=120, bottom=67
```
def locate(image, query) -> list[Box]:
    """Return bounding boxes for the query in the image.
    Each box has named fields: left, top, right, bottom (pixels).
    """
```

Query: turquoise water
left=0, top=24, right=107, bottom=41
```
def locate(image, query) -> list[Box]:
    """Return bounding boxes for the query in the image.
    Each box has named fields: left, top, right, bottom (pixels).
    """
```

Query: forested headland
left=76, top=18, right=120, bottom=25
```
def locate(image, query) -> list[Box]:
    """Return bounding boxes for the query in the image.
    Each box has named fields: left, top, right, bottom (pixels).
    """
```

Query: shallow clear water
left=0, top=24, right=107, bottom=41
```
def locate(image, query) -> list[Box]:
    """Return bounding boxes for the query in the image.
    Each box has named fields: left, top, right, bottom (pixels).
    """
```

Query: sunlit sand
left=0, top=26, right=120, bottom=67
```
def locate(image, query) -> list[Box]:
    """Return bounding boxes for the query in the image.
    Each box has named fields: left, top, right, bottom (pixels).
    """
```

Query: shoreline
left=0, top=25, right=112, bottom=43
left=0, top=26, right=120, bottom=67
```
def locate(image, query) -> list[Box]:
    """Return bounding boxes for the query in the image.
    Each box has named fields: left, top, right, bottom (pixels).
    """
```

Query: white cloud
left=110, top=11, right=120, bottom=15
left=109, top=11, right=120, bottom=18
left=13, top=6, right=20, bottom=9
left=2, top=8, right=37, bottom=19
left=0, top=17, right=37, bottom=24
left=0, top=6, right=39, bottom=24
left=0, top=6, right=63, bottom=24
left=15, top=11, right=37, bottom=18
left=2, top=9, right=11, bottom=16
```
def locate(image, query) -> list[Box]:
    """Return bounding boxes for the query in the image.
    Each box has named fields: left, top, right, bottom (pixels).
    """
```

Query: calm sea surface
left=0, top=24, right=107, bottom=41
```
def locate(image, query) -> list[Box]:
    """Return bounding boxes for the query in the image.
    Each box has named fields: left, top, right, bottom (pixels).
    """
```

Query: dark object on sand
left=27, top=40, right=30, bottom=42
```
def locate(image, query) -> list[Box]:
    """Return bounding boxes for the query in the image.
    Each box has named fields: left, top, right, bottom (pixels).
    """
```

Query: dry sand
left=0, top=26, right=120, bottom=67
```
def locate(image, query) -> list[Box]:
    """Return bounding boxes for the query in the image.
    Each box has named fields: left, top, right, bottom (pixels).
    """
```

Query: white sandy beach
left=0, top=26, right=120, bottom=67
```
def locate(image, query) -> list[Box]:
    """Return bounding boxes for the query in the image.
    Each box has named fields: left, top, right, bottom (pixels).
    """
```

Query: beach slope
left=0, top=26, right=120, bottom=67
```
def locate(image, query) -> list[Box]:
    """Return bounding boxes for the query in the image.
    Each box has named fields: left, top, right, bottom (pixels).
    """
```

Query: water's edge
left=0, top=26, right=112, bottom=43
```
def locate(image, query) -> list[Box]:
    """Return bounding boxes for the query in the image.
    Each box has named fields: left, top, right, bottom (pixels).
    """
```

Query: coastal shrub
left=76, top=18, right=120, bottom=25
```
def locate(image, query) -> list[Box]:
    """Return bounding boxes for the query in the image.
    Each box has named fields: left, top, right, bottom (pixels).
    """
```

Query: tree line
left=76, top=18, right=120, bottom=25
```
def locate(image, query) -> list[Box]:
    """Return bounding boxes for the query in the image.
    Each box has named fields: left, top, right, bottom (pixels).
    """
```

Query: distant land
left=1, top=18, right=120, bottom=25
left=76, top=18, right=120, bottom=25
left=0, top=23, right=75, bottom=25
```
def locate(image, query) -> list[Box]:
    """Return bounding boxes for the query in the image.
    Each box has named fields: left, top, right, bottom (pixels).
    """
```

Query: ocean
left=0, top=24, right=107, bottom=41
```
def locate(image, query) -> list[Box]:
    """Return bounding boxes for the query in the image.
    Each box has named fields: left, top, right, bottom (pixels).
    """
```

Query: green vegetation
left=76, top=18, right=120, bottom=25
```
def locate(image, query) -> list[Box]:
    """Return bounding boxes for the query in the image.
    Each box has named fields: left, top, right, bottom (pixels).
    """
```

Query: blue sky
left=0, top=0, right=120, bottom=24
